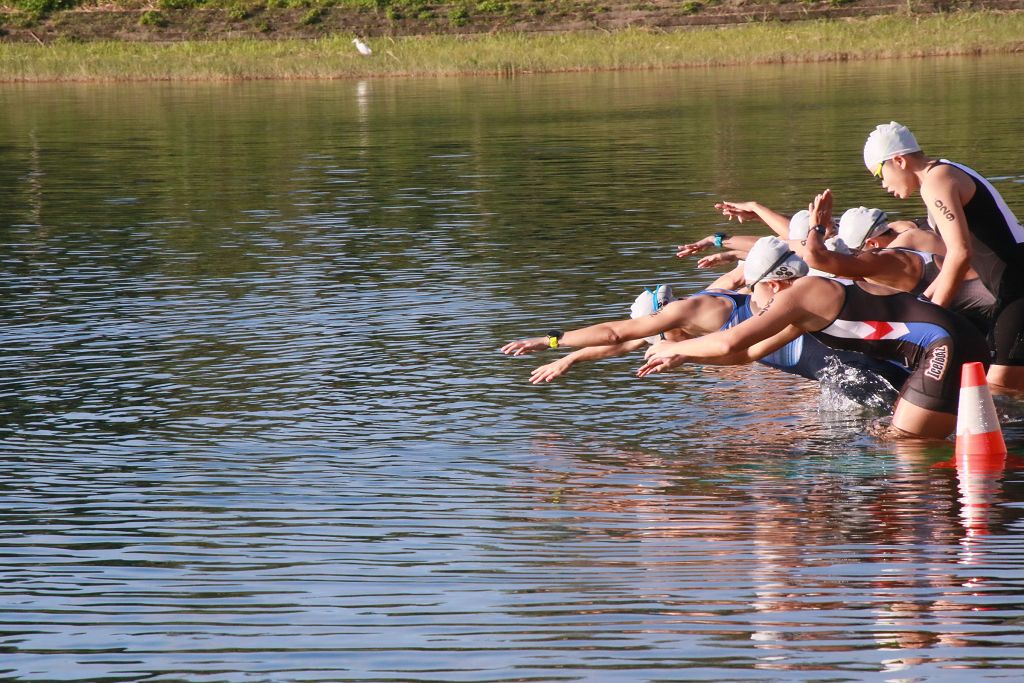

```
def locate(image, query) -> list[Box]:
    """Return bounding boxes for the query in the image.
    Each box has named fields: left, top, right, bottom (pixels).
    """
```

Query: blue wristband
left=713, top=232, right=727, bottom=248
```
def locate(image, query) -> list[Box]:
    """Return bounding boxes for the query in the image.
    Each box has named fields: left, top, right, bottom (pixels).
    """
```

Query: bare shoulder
left=686, top=291, right=736, bottom=314
left=658, top=297, right=699, bottom=322
left=788, top=275, right=841, bottom=296
left=888, top=228, right=944, bottom=254
left=662, top=292, right=731, bottom=320
left=923, top=162, right=975, bottom=197
left=670, top=291, right=738, bottom=335
left=924, top=161, right=974, bottom=187
left=925, top=163, right=961, bottom=182
left=780, top=277, right=844, bottom=323
left=888, top=219, right=919, bottom=233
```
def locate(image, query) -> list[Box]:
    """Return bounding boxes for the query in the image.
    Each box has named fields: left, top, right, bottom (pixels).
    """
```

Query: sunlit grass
left=2, top=11, right=1024, bottom=82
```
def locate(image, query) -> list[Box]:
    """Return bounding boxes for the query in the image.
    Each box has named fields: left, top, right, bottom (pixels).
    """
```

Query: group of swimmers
left=502, top=121, right=1024, bottom=440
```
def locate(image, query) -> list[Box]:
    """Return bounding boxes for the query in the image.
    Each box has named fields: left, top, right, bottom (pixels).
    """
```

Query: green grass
left=2, top=11, right=1024, bottom=82
left=138, top=9, right=167, bottom=25
left=4, top=0, right=443, bottom=10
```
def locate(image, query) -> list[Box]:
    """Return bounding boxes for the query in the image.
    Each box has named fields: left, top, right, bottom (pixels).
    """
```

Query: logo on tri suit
left=924, top=344, right=948, bottom=381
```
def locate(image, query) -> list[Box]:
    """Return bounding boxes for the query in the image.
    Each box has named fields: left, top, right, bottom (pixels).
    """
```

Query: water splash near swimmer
left=816, top=355, right=899, bottom=411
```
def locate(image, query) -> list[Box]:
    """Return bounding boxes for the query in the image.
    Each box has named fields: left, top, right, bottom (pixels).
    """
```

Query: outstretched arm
left=638, top=324, right=803, bottom=376
left=799, top=213, right=906, bottom=281
left=707, top=264, right=746, bottom=291
left=677, top=234, right=759, bottom=259
left=696, top=250, right=743, bottom=269
left=501, top=298, right=702, bottom=356
left=806, top=247, right=909, bottom=282
left=529, top=340, right=646, bottom=384
left=636, top=279, right=828, bottom=376
left=715, top=200, right=792, bottom=236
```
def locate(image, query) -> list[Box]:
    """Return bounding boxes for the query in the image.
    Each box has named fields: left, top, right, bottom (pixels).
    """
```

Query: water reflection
left=1, top=58, right=1024, bottom=680
left=512, top=432, right=1024, bottom=677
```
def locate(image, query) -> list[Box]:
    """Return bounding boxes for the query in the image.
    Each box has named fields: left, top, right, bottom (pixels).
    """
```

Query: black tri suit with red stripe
left=809, top=280, right=990, bottom=414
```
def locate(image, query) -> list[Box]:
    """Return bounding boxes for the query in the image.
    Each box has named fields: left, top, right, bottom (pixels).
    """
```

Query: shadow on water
left=1, top=57, right=1024, bottom=680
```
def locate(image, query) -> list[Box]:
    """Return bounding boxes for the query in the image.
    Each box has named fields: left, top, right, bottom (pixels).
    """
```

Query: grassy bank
left=2, top=10, right=1024, bottom=82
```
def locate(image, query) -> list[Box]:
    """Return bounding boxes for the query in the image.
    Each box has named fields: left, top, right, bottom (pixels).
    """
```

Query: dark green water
left=2, top=57, right=1024, bottom=681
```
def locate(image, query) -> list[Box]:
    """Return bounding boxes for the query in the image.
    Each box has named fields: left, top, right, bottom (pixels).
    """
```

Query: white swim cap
left=744, top=236, right=809, bottom=287
left=788, top=209, right=811, bottom=241
left=838, top=207, right=889, bottom=250
left=630, top=285, right=676, bottom=344
left=863, top=121, right=921, bottom=175
left=630, top=284, right=675, bottom=319
left=824, top=236, right=852, bottom=255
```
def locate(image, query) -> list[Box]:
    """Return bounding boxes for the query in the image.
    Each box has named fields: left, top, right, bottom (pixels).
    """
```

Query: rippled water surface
left=3, top=57, right=1024, bottom=681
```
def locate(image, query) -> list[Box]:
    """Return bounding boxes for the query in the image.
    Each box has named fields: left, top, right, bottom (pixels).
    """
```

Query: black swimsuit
left=934, top=160, right=1024, bottom=301
left=810, top=280, right=989, bottom=413
left=933, top=160, right=1024, bottom=364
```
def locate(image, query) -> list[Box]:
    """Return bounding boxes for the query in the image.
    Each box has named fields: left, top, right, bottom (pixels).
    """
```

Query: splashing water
left=816, top=354, right=900, bottom=411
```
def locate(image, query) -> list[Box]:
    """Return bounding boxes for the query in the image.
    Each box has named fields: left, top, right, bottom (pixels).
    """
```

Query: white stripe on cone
left=957, top=384, right=1001, bottom=436
left=955, top=362, right=1006, bottom=457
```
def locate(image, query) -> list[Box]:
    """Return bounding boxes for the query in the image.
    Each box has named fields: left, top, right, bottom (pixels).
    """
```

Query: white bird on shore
left=352, top=38, right=372, bottom=56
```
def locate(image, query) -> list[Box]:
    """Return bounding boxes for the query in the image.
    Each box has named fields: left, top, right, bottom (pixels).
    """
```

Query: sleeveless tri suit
left=695, top=289, right=910, bottom=392
left=809, top=281, right=990, bottom=414
left=875, top=246, right=995, bottom=331
left=932, top=160, right=1024, bottom=365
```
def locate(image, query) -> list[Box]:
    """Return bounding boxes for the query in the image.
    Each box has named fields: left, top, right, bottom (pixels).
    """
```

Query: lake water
left=3, top=56, right=1024, bottom=681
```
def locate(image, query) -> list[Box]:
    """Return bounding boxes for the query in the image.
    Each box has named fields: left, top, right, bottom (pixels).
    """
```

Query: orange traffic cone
left=955, top=361, right=1007, bottom=457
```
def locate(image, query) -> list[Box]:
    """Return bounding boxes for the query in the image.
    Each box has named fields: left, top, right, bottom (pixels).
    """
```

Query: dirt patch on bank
left=3, top=0, right=1024, bottom=44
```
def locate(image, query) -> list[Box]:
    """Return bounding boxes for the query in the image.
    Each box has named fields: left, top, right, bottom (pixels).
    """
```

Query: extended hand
left=697, top=251, right=739, bottom=269
left=644, top=340, right=669, bottom=359
left=636, top=355, right=685, bottom=377
left=808, top=189, right=833, bottom=231
left=501, top=337, right=548, bottom=356
left=529, top=359, right=572, bottom=384
left=676, top=236, right=714, bottom=258
left=715, top=201, right=759, bottom=223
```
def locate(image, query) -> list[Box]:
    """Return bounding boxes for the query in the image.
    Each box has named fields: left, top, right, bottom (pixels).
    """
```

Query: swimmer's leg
left=887, top=399, right=957, bottom=440
left=988, top=297, right=1024, bottom=392
left=988, top=365, right=1024, bottom=393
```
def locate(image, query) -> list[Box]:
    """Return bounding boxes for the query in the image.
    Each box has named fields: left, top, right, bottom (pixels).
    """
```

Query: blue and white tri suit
left=694, top=288, right=911, bottom=393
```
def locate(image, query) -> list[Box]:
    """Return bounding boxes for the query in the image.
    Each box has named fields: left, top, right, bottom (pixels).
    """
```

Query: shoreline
left=2, top=11, right=1024, bottom=83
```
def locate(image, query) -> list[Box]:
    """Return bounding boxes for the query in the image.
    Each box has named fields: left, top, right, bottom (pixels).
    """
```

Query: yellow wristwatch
left=547, top=330, right=563, bottom=349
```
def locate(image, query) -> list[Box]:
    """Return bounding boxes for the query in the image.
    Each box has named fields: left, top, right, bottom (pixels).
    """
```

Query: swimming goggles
left=645, top=285, right=667, bottom=341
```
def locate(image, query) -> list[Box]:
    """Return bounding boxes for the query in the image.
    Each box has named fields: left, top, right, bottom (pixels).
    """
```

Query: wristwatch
left=547, top=330, right=563, bottom=349
left=812, top=225, right=827, bottom=236
left=713, top=231, right=728, bottom=248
